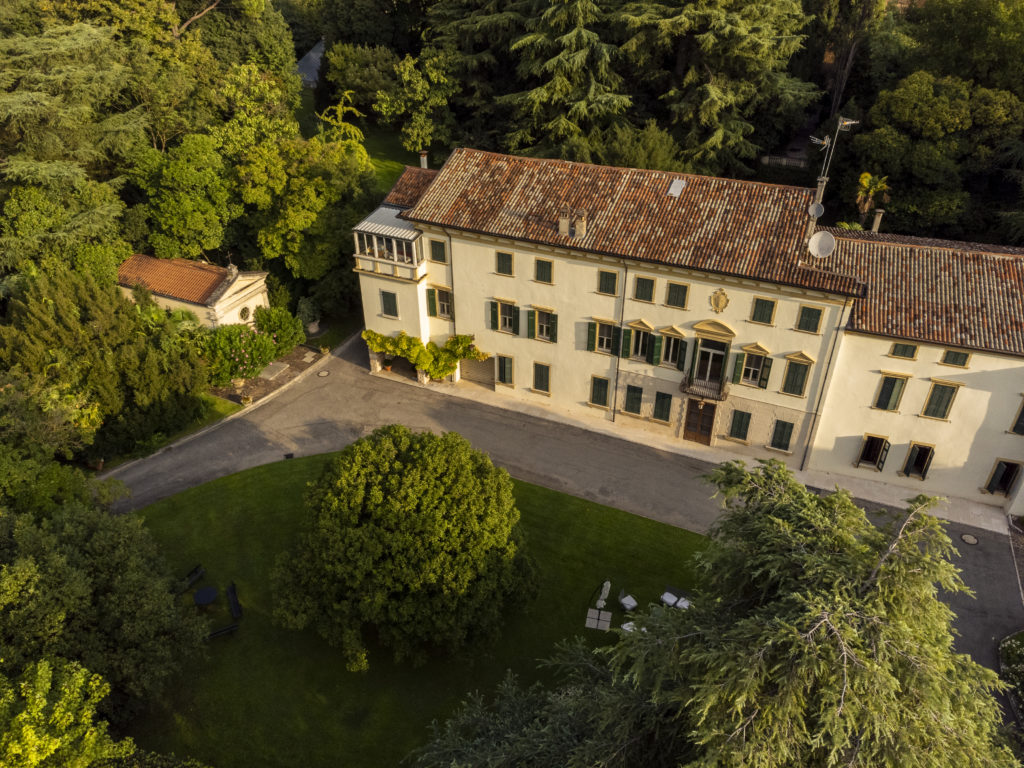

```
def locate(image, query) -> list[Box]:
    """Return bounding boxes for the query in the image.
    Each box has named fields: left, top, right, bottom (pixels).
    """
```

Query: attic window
left=667, top=179, right=686, bottom=198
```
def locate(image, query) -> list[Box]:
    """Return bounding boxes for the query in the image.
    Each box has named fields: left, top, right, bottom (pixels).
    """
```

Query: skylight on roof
left=667, top=178, right=686, bottom=197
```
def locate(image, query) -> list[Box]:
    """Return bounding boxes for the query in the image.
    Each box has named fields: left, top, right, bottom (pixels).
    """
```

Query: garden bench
left=227, top=581, right=243, bottom=619
left=178, top=564, right=205, bottom=594
left=206, top=624, right=239, bottom=641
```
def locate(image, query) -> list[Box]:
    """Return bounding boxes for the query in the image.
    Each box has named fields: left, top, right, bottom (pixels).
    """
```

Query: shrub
left=254, top=305, right=305, bottom=355
left=273, top=425, right=534, bottom=671
left=205, top=325, right=278, bottom=385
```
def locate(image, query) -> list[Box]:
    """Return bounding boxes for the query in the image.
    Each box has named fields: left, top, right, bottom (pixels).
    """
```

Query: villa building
left=353, top=148, right=1024, bottom=519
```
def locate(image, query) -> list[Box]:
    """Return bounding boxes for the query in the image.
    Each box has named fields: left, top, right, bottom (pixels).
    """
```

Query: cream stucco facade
left=353, top=152, right=1024, bottom=523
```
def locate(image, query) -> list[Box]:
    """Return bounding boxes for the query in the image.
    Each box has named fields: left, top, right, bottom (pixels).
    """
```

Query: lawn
left=132, top=455, right=707, bottom=768
left=362, top=128, right=419, bottom=190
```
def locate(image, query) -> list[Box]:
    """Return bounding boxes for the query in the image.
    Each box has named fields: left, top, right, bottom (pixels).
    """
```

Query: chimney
left=871, top=209, right=885, bottom=233
left=419, top=151, right=428, bottom=169
left=573, top=209, right=587, bottom=238
left=558, top=206, right=571, bottom=236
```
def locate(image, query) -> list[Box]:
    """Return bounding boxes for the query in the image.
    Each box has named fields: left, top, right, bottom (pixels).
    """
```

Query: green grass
left=305, top=312, right=363, bottom=351
left=362, top=129, right=418, bottom=190
left=131, top=455, right=707, bottom=768
left=296, top=89, right=320, bottom=139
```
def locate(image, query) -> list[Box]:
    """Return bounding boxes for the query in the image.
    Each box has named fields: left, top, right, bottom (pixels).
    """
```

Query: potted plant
left=297, top=296, right=321, bottom=335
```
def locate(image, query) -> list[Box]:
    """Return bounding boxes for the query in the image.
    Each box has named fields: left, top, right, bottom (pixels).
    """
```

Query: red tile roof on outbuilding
left=821, top=227, right=1024, bottom=258
left=401, top=148, right=865, bottom=297
left=117, top=254, right=228, bottom=305
left=826, top=234, right=1024, bottom=356
left=383, top=166, right=439, bottom=209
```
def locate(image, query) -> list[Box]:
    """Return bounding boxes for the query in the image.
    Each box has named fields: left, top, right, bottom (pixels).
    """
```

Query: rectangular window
left=590, top=376, right=609, bottom=407
left=430, top=240, right=447, bottom=263
left=903, top=443, right=934, bottom=479
left=634, top=277, right=655, bottom=302
left=631, top=330, right=651, bottom=359
left=498, top=301, right=517, bottom=333
left=535, top=310, right=555, bottom=341
left=395, top=239, right=414, bottom=263
left=890, top=342, right=917, bottom=359
left=598, top=270, right=618, bottom=295
left=496, top=355, right=513, bottom=385
left=535, top=259, right=553, bottom=284
left=770, top=420, right=794, bottom=451
left=496, top=251, right=513, bottom=275
left=1013, top=402, right=1024, bottom=435
left=729, top=410, right=751, bottom=440
left=533, top=363, right=550, bottom=393
left=987, top=461, right=1022, bottom=495
left=741, top=354, right=764, bottom=386
left=796, top=306, right=823, bottom=333
left=653, top=392, right=672, bottom=422
left=751, top=298, right=776, bottom=324
left=781, top=361, right=810, bottom=396
left=436, top=288, right=452, bottom=319
left=662, top=336, right=682, bottom=366
left=381, top=291, right=398, bottom=318
left=624, top=385, right=643, bottom=415
left=665, top=282, right=688, bottom=308
left=941, top=350, right=969, bottom=367
left=856, top=435, right=890, bottom=470
left=923, top=383, right=957, bottom=419
left=594, top=322, right=615, bottom=352
left=874, top=375, right=906, bottom=411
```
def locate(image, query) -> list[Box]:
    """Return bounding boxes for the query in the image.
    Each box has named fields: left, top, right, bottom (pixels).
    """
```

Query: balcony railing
left=353, top=251, right=425, bottom=281
left=680, top=374, right=729, bottom=401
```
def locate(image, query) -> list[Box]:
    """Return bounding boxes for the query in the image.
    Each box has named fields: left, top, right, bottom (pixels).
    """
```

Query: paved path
left=109, top=337, right=1024, bottom=671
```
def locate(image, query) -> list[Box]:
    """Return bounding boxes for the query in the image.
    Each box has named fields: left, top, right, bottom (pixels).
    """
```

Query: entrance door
left=683, top=398, right=715, bottom=444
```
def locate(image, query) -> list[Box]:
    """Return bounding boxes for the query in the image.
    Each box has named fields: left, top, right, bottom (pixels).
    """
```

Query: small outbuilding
left=117, top=254, right=269, bottom=328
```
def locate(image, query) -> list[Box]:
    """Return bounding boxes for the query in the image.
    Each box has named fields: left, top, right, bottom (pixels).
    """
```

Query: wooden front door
left=683, top=398, right=715, bottom=445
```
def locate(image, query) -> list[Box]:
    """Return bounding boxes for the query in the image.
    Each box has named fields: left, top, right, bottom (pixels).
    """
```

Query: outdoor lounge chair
left=618, top=588, right=638, bottom=612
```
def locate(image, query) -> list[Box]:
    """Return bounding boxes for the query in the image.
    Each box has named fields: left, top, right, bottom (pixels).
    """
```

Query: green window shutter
left=653, top=392, right=672, bottom=421
left=1013, top=404, right=1024, bottom=435
left=512, top=308, right=521, bottom=335
left=611, top=326, right=621, bottom=353
left=987, top=462, right=1008, bottom=493
left=689, top=339, right=700, bottom=378
left=729, top=410, right=751, bottom=440
left=875, top=377, right=905, bottom=410
left=924, top=384, right=955, bottom=418
left=920, top=447, right=934, bottom=479
left=903, top=445, right=920, bottom=475
left=758, top=357, right=773, bottom=389
left=489, top=301, right=498, bottom=330
left=676, top=340, right=688, bottom=371
left=527, top=310, right=536, bottom=339
left=649, top=335, right=662, bottom=365
left=549, top=314, right=558, bottom=342
left=591, top=377, right=609, bottom=406
left=797, top=306, right=822, bottom=332
left=876, top=440, right=890, bottom=470
left=587, top=322, right=597, bottom=351
left=782, top=362, right=808, bottom=395
left=620, top=328, right=632, bottom=358
left=771, top=420, right=793, bottom=450
left=624, top=385, right=643, bottom=414
left=533, top=363, right=549, bottom=392
left=426, top=288, right=437, bottom=317
left=731, top=352, right=745, bottom=384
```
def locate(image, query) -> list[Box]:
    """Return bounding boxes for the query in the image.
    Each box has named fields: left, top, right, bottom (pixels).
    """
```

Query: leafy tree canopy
left=273, top=425, right=534, bottom=671
left=416, top=460, right=1017, bottom=768
left=0, top=658, right=134, bottom=768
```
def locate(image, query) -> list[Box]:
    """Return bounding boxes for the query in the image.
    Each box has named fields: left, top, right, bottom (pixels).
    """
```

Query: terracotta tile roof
left=825, top=233, right=1024, bottom=356
left=117, top=254, right=229, bottom=305
left=402, top=148, right=865, bottom=297
left=820, top=227, right=1024, bottom=258
left=383, top=166, right=439, bottom=209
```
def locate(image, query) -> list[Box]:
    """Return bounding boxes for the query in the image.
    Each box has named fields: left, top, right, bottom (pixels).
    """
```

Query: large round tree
left=273, top=425, right=532, bottom=671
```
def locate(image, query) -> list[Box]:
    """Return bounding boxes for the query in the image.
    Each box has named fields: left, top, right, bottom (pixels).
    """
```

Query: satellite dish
left=808, top=230, right=836, bottom=259
left=807, top=202, right=824, bottom=219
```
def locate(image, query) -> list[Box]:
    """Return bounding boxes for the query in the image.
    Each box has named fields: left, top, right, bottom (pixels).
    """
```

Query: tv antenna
left=810, top=116, right=859, bottom=204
